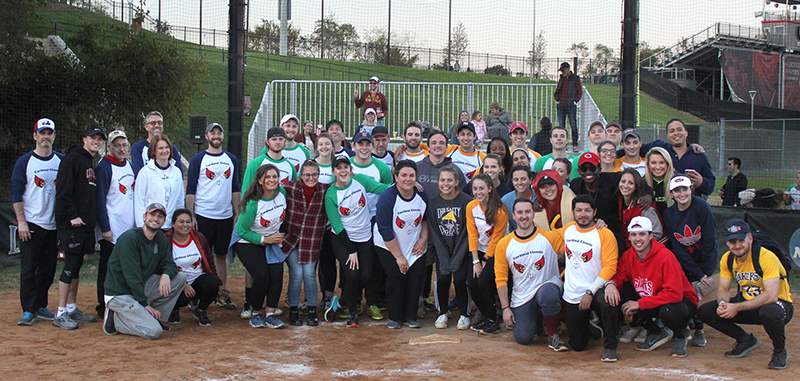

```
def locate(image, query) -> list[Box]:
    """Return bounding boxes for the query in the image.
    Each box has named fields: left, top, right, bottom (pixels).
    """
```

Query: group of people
left=12, top=107, right=792, bottom=370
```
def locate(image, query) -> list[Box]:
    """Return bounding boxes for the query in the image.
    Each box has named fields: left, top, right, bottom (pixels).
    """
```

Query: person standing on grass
left=94, top=130, right=136, bottom=318
left=186, top=123, right=241, bottom=311
left=130, top=111, right=183, bottom=175
left=12, top=118, right=62, bottom=326
left=554, top=62, right=582, bottom=154
left=102, top=203, right=186, bottom=339
left=53, top=126, right=106, bottom=330
left=427, top=165, right=473, bottom=330
left=533, top=126, right=579, bottom=181
left=375, top=161, right=430, bottom=329
left=234, top=164, right=288, bottom=329
left=278, top=114, right=311, bottom=174
left=165, top=209, right=221, bottom=326
left=354, top=76, right=388, bottom=126
left=719, top=157, right=747, bottom=207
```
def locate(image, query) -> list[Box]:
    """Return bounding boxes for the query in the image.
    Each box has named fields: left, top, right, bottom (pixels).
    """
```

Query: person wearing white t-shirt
left=394, top=122, right=429, bottom=163
left=279, top=114, right=311, bottom=173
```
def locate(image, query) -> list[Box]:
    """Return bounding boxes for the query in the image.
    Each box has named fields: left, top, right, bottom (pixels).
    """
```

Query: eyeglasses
left=599, top=148, right=615, bottom=154
left=146, top=121, right=163, bottom=126
left=301, top=173, right=319, bottom=178
left=111, top=143, right=130, bottom=149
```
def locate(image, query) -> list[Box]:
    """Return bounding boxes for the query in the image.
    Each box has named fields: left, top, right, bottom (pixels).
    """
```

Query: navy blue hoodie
left=662, top=196, right=718, bottom=282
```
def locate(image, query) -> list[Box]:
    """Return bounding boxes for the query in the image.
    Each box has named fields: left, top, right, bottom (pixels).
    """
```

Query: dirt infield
left=1, top=276, right=797, bottom=381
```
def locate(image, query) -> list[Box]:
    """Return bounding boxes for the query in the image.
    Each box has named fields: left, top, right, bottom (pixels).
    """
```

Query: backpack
left=726, top=230, right=792, bottom=280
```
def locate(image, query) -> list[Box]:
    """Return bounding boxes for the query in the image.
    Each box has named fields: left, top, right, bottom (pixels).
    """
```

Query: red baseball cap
left=509, top=121, right=528, bottom=134
left=578, top=152, right=600, bottom=167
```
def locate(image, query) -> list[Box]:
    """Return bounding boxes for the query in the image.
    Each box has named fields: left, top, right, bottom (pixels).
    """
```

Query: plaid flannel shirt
left=281, top=180, right=329, bottom=263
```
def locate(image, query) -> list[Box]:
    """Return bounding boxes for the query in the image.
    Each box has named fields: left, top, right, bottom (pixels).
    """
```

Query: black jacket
left=55, top=145, right=97, bottom=230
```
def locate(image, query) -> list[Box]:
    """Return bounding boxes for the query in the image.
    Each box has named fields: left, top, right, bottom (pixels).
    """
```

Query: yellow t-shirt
left=720, top=247, right=792, bottom=303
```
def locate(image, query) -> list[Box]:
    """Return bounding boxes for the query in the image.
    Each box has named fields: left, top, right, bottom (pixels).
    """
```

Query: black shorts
left=57, top=228, right=96, bottom=255
left=196, top=214, right=235, bottom=256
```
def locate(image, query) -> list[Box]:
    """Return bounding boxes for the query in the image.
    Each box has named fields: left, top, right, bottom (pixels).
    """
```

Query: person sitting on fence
left=354, top=76, right=387, bottom=126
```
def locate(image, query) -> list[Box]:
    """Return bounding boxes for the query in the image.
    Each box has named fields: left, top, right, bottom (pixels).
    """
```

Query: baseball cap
left=627, top=216, right=653, bottom=233
left=352, top=131, right=373, bottom=144
left=456, top=121, right=476, bottom=135
left=107, top=130, right=128, bottom=142
left=333, top=157, right=352, bottom=168
left=85, top=126, right=107, bottom=139
left=279, top=114, right=299, bottom=126
left=724, top=219, right=751, bottom=241
left=205, top=123, right=224, bottom=134
left=587, top=121, right=605, bottom=134
left=605, top=121, right=622, bottom=131
left=364, top=108, right=376, bottom=116
left=537, top=174, right=558, bottom=187
left=267, top=126, right=287, bottom=139
left=146, top=202, right=167, bottom=215
left=35, top=118, right=55, bottom=132
left=370, top=76, right=380, bottom=83
left=325, top=119, right=343, bottom=131
left=579, top=152, right=600, bottom=167
left=669, top=175, right=692, bottom=191
left=622, top=128, right=640, bottom=141
left=509, top=121, right=528, bottom=134
left=560, top=62, right=570, bottom=71
left=371, top=126, right=389, bottom=137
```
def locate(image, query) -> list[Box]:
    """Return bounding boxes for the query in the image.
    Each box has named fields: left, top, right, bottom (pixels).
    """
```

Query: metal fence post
left=467, top=82, right=474, bottom=114
left=782, top=119, right=786, bottom=171
left=718, top=118, right=726, bottom=177
left=290, top=80, right=297, bottom=116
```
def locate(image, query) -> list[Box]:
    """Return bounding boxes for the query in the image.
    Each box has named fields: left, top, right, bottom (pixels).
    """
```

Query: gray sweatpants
left=106, top=273, right=186, bottom=340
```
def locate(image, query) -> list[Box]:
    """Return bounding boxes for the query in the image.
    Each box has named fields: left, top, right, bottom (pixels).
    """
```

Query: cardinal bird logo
left=190, top=260, right=201, bottom=269
left=205, top=168, right=216, bottom=180
left=279, top=210, right=285, bottom=222
left=280, top=177, right=288, bottom=185
left=466, top=169, right=478, bottom=180
left=34, top=175, right=46, bottom=188
left=340, top=206, right=351, bottom=216
left=413, top=214, right=422, bottom=227
left=223, top=167, right=231, bottom=179
left=533, top=256, right=545, bottom=271
left=119, top=183, right=128, bottom=194
left=484, top=226, right=494, bottom=237
left=396, top=216, right=407, bottom=228
left=580, top=249, right=593, bottom=263
left=674, top=225, right=702, bottom=247
left=260, top=217, right=271, bottom=227
left=565, top=247, right=573, bottom=259
left=131, top=181, right=135, bottom=191
left=513, top=262, right=526, bottom=274
left=176, top=266, right=183, bottom=271
left=358, top=193, right=366, bottom=207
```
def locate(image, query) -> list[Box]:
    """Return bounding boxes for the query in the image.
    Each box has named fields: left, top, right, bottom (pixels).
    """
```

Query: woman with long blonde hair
left=644, top=147, right=675, bottom=217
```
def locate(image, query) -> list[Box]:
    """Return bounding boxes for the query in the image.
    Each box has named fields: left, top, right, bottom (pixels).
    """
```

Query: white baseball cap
left=627, top=216, right=653, bottom=233
left=669, top=175, right=692, bottom=191
left=365, top=108, right=376, bottom=115
left=35, top=118, right=55, bottom=132
left=370, top=76, right=380, bottom=83
left=279, top=114, right=299, bottom=126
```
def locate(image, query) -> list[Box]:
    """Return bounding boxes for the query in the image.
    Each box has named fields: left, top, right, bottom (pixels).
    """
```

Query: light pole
left=529, top=50, right=534, bottom=84
left=387, top=0, right=391, bottom=66
left=749, top=90, right=757, bottom=129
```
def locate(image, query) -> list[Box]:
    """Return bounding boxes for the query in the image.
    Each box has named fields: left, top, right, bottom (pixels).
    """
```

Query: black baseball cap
left=267, top=126, right=286, bottom=139
left=352, top=131, right=373, bottom=144
left=456, top=121, right=476, bottom=135
left=537, top=174, right=558, bottom=187
left=333, top=157, right=352, bottom=168
left=85, top=126, right=106, bottom=139
left=371, top=126, right=389, bottom=137
left=724, top=219, right=751, bottom=241
left=622, top=128, right=640, bottom=141
left=206, top=123, right=224, bottom=133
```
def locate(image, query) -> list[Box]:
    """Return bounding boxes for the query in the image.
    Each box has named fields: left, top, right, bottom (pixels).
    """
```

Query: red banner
left=719, top=49, right=780, bottom=107
left=783, top=55, right=800, bottom=111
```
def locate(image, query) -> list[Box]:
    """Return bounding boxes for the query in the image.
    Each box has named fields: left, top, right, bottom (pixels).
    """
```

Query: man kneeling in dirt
left=102, top=203, right=186, bottom=339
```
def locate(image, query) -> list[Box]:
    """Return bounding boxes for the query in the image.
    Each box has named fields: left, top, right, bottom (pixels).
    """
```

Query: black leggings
left=376, top=247, right=426, bottom=323
left=96, top=240, right=114, bottom=312
left=436, top=256, right=470, bottom=317
left=317, top=230, right=337, bottom=295
left=563, top=288, right=620, bottom=351
left=174, top=273, right=221, bottom=311
left=697, top=295, right=793, bottom=352
left=235, top=243, right=284, bottom=311
left=330, top=234, right=378, bottom=312
left=19, top=223, right=58, bottom=314
left=467, top=253, right=497, bottom=320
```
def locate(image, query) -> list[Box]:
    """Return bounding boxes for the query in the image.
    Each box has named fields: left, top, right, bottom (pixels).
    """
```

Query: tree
left=530, top=30, right=547, bottom=79
left=639, top=41, right=670, bottom=68
left=308, top=17, right=359, bottom=61
left=441, top=23, right=469, bottom=71
left=248, top=19, right=301, bottom=55
left=566, top=42, right=590, bottom=76
left=484, top=65, right=510, bottom=76
left=362, top=28, right=418, bottom=67
left=593, top=43, right=615, bottom=75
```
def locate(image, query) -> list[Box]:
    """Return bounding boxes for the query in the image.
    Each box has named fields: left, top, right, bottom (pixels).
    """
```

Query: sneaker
left=471, top=318, right=488, bottom=332
left=479, top=319, right=501, bottom=335
left=193, top=309, right=212, bottom=326
left=588, top=311, right=603, bottom=340
left=306, top=308, right=319, bottom=326
left=423, top=297, right=437, bottom=311
left=634, top=329, right=648, bottom=343
left=240, top=303, right=253, bottom=319
left=346, top=314, right=359, bottom=328
left=159, top=321, right=172, bottom=332
left=620, top=326, right=642, bottom=343
left=725, top=333, right=761, bottom=358
left=324, top=296, right=340, bottom=323
left=601, top=348, right=617, bottom=362
left=406, top=319, right=421, bottom=328
left=273, top=307, right=284, bottom=316
left=768, top=349, right=789, bottom=370
left=53, top=313, right=78, bottom=330
left=376, top=300, right=388, bottom=311
left=18, top=312, right=37, bottom=326
left=103, top=308, right=117, bottom=335
left=168, top=309, right=181, bottom=324
left=388, top=320, right=401, bottom=329
left=366, top=305, right=384, bottom=320
left=692, top=329, right=707, bottom=347
left=337, top=307, right=351, bottom=320
left=448, top=297, right=459, bottom=311
left=264, top=314, right=285, bottom=329
left=35, top=307, right=56, bottom=321
left=435, top=314, right=449, bottom=329
left=215, top=294, right=238, bottom=310
left=187, top=299, right=199, bottom=312
left=636, top=328, right=673, bottom=352
left=548, top=334, right=569, bottom=352
left=289, top=310, right=302, bottom=326
left=671, top=336, right=688, bottom=357
left=69, top=309, right=97, bottom=323
left=457, top=315, right=471, bottom=330
left=299, top=302, right=309, bottom=316
left=249, top=313, right=266, bottom=328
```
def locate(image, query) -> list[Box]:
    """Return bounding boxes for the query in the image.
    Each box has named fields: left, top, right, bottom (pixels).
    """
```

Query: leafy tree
left=639, top=41, right=670, bottom=67
left=484, top=65, right=510, bottom=76
left=441, top=23, right=469, bottom=70
left=593, top=44, right=616, bottom=75
left=362, top=28, right=418, bottom=67
left=530, top=30, right=547, bottom=78
left=566, top=42, right=590, bottom=76
left=248, top=19, right=301, bottom=55
left=308, top=17, right=359, bottom=61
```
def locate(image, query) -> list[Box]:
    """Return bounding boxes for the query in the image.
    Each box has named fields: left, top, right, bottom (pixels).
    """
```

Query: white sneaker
left=457, top=315, right=471, bottom=330
left=634, top=329, right=648, bottom=343
left=435, top=314, right=448, bottom=329
left=273, top=307, right=283, bottom=317
left=620, top=326, right=642, bottom=343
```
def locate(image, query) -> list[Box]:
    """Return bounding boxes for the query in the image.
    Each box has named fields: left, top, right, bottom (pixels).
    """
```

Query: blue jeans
left=556, top=103, right=578, bottom=147
left=510, top=282, right=561, bottom=345
left=286, top=248, right=318, bottom=307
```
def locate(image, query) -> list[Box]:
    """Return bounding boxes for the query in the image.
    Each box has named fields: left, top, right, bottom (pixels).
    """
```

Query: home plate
left=408, top=334, right=462, bottom=345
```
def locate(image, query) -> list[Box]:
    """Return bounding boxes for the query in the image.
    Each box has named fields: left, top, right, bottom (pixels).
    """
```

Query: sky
left=134, top=0, right=782, bottom=60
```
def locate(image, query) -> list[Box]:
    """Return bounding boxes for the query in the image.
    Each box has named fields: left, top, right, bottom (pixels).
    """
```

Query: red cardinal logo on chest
left=396, top=216, right=406, bottom=228
left=674, top=225, right=702, bottom=247
left=413, top=214, right=422, bottom=227
left=565, top=247, right=573, bottom=259
left=580, top=249, right=593, bottom=263
left=223, top=168, right=231, bottom=179
left=513, top=262, right=526, bottom=274
left=260, top=217, right=271, bottom=227
left=358, top=193, right=366, bottom=207
left=279, top=209, right=285, bottom=222
left=533, top=256, right=545, bottom=270
left=34, top=175, right=46, bottom=188
left=280, top=177, right=288, bottom=185
left=484, top=226, right=494, bottom=237
left=205, top=168, right=216, bottom=179
left=119, top=183, right=128, bottom=194
left=466, top=169, right=478, bottom=180
left=339, top=206, right=351, bottom=216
